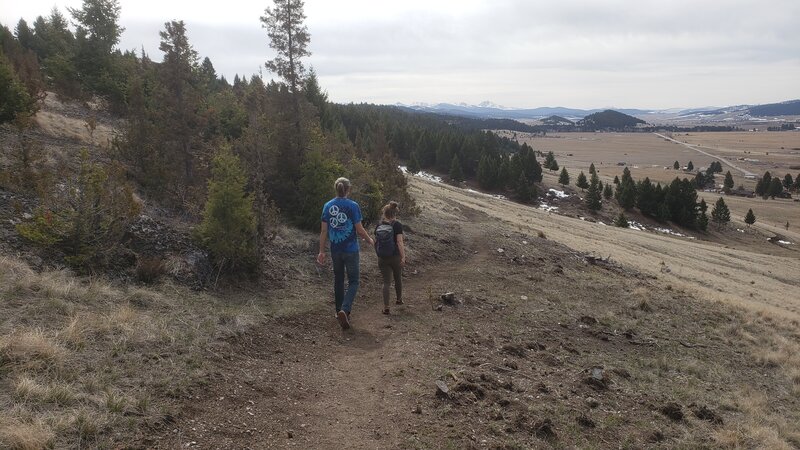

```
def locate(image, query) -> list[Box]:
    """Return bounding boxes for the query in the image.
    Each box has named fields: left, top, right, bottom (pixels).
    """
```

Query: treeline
left=755, top=171, right=798, bottom=199
left=766, top=124, right=796, bottom=131
left=329, top=104, right=562, bottom=204
left=1, top=0, right=414, bottom=275
left=330, top=104, right=527, bottom=178
left=416, top=113, right=741, bottom=134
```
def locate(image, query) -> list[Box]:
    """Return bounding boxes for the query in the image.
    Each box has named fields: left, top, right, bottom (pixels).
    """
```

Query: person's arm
left=317, top=222, right=328, bottom=265
left=397, top=234, right=406, bottom=266
left=354, top=222, right=375, bottom=247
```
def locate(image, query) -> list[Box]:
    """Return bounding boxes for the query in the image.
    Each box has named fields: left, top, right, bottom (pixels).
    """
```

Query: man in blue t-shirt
left=317, top=177, right=374, bottom=330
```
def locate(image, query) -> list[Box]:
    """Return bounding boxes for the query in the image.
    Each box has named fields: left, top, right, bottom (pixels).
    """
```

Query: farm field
left=504, top=131, right=800, bottom=237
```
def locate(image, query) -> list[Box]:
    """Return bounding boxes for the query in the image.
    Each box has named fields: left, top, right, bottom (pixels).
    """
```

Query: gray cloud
left=3, top=0, right=798, bottom=108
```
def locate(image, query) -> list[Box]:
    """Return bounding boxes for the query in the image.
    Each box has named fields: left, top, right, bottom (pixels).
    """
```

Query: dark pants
left=378, top=255, right=402, bottom=307
left=332, top=252, right=359, bottom=313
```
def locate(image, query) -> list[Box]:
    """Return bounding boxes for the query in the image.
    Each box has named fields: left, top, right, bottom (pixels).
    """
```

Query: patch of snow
left=465, top=189, right=507, bottom=200
left=548, top=188, right=569, bottom=198
left=737, top=228, right=745, bottom=233
left=777, top=240, right=793, bottom=245
left=654, top=227, right=688, bottom=237
left=416, top=171, right=442, bottom=183
left=398, top=165, right=442, bottom=183
left=538, top=204, right=558, bottom=212
left=598, top=222, right=607, bottom=226
left=628, top=221, right=645, bottom=231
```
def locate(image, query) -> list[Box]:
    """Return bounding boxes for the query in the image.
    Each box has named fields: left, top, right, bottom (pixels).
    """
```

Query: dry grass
left=0, top=330, right=66, bottom=372
left=0, top=417, right=55, bottom=450
left=0, top=255, right=273, bottom=447
left=13, top=376, right=76, bottom=406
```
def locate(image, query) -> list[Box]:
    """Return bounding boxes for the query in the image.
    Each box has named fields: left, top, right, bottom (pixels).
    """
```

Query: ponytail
left=381, top=201, right=399, bottom=221
left=334, top=177, right=351, bottom=198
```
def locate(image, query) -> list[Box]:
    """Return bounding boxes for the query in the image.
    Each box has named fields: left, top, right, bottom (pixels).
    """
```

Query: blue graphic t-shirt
left=321, top=197, right=363, bottom=254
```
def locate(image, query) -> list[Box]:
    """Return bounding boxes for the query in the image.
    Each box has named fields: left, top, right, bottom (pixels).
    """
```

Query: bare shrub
left=135, top=256, right=165, bottom=284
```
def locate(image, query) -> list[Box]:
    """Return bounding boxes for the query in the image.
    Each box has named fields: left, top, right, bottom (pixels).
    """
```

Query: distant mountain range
left=398, top=99, right=800, bottom=121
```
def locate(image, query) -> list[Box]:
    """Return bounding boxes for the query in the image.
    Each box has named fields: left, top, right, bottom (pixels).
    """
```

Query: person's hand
left=316, top=252, right=326, bottom=265
left=401, top=257, right=406, bottom=266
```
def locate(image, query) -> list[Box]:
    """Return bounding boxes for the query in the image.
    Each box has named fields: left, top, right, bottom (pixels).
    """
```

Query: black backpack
left=375, top=223, right=396, bottom=257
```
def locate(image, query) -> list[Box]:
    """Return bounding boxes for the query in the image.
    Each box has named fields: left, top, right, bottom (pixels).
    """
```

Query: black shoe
left=337, top=311, right=350, bottom=330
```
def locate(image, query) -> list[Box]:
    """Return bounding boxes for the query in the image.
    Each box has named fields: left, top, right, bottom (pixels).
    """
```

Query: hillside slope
left=137, top=177, right=800, bottom=449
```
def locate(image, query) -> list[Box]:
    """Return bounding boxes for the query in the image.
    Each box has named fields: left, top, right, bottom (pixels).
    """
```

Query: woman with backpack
left=374, top=201, right=406, bottom=315
left=317, top=177, right=375, bottom=330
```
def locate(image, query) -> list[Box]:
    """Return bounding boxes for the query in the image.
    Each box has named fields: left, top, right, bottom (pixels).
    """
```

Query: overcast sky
left=3, top=0, right=798, bottom=109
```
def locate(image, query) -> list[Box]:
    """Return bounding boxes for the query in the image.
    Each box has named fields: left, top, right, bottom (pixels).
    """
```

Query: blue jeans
left=332, top=252, right=359, bottom=313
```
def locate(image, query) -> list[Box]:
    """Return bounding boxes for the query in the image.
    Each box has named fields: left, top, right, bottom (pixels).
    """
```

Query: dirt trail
left=653, top=132, right=756, bottom=177
left=146, top=210, right=494, bottom=449
left=411, top=178, right=800, bottom=320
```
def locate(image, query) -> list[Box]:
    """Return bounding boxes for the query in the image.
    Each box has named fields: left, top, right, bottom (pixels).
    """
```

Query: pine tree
left=0, top=54, right=36, bottom=124
left=756, top=171, right=772, bottom=197
left=576, top=171, right=588, bottom=191
left=615, top=167, right=636, bottom=210
left=16, top=149, right=140, bottom=270
left=711, top=197, right=730, bottom=229
left=589, top=163, right=596, bottom=175
left=514, top=173, right=532, bottom=203
left=585, top=172, right=602, bottom=211
left=614, top=212, right=629, bottom=228
left=674, top=161, right=680, bottom=170
left=558, top=167, right=569, bottom=186
left=449, top=154, right=464, bottom=183
left=687, top=161, right=694, bottom=171
left=156, top=20, right=203, bottom=188
left=407, top=152, right=421, bottom=175
left=613, top=175, right=620, bottom=185
left=744, top=209, right=756, bottom=227
left=261, top=0, right=311, bottom=162
left=723, top=171, right=734, bottom=192
left=603, top=182, right=613, bottom=200
left=794, top=173, right=800, bottom=191
left=197, top=146, right=257, bottom=272
left=260, top=0, right=310, bottom=97
left=694, top=171, right=708, bottom=189
left=657, top=203, right=671, bottom=223
left=544, top=151, right=557, bottom=171
left=767, top=177, right=783, bottom=199
left=783, top=173, right=793, bottom=190
left=697, top=211, right=709, bottom=231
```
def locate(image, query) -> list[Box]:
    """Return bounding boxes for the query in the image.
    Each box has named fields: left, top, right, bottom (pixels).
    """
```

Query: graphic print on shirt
left=327, top=204, right=354, bottom=244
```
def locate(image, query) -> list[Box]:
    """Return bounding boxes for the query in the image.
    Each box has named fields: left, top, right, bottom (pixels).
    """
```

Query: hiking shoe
left=396, top=299, right=404, bottom=305
left=337, top=310, right=350, bottom=330
left=383, top=308, right=390, bottom=315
